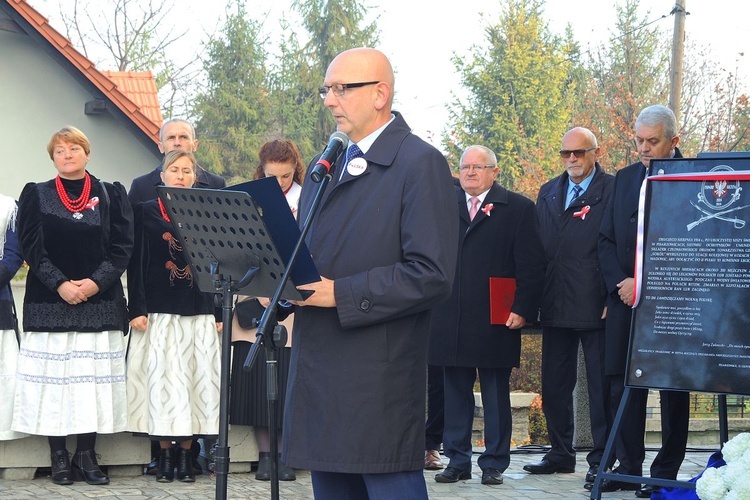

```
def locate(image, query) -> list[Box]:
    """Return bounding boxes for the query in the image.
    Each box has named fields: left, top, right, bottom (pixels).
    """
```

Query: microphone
left=310, top=131, right=349, bottom=183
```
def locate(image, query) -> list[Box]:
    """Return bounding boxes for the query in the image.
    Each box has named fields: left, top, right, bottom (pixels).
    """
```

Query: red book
left=489, top=277, right=517, bottom=325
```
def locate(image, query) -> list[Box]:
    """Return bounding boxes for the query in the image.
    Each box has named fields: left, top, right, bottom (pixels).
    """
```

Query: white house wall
left=0, top=26, right=161, bottom=200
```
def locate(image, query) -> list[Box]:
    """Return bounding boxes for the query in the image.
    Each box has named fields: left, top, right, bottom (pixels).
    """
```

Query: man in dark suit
left=597, top=105, right=690, bottom=497
left=127, top=117, right=225, bottom=475
left=430, top=145, right=545, bottom=487
left=524, top=127, right=613, bottom=487
left=423, top=177, right=463, bottom=473
left=128, top=118, right=225, bottom=205
left=282, top=47, right=458, bottom=499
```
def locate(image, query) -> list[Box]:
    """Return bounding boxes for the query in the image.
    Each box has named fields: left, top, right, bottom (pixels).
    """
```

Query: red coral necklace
left=157, top=198, right=171, bottom=223
left=55, top=173, right=91, bottom=220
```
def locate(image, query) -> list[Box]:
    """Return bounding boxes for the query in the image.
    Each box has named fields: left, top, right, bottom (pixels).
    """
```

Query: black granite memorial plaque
left=628, top=157, right=750, bottom=395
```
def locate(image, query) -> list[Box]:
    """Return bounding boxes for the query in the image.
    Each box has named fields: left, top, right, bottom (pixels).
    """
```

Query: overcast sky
left=29, top=0, right=750, bottom=150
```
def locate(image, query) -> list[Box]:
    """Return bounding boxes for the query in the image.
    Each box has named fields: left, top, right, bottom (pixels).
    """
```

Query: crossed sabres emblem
left=687, top=165, right=748, bottom=231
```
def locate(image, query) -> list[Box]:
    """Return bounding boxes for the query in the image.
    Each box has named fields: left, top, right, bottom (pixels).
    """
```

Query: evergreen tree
left=267, top=17, right=321, bottom=163
left=292, top=0, right=379, bottom=149
left=442, top=0, right=572, bottom=194
left=193, top=1, right=272, bottom=182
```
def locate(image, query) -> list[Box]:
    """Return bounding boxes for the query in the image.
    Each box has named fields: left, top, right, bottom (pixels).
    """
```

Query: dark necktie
left=568, top=184, right=583, bottom=208
left=340, top=144, right=363, bottom=180
left=346, top=143, right=363, bottom=164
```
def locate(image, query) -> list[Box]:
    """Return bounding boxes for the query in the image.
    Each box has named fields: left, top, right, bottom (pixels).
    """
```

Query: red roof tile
left=6, top=0, right=160, bottom=144
left=103, top=71, right=164, bottom=127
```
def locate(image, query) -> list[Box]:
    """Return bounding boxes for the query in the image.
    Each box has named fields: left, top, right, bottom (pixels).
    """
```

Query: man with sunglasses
left=282, top=47, right=458, bottom=499
left=597, top=105, right=688, bottom=497
left=525, top=127, right=613, bottom=489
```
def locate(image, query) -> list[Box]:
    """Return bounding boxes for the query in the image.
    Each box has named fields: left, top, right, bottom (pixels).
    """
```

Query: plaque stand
left=589, top=370, right=730, bottom=499
left=591, top=157, right=747, bottom=498
left=157, top=186, right=308, bottom=500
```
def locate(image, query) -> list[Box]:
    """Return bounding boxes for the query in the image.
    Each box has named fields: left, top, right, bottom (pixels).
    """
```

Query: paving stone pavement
left=0, top=448, right=715, bottom=499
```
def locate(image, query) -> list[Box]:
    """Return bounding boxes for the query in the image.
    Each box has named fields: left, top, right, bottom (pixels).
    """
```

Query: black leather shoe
left=481, top=467, right=503, bottom=485
left=156, top=447, right=175, bottom=483
left=50, top=449, right=74, bottom=485
left=255, top=452, right=271, bottom=481
left=523, top=458, right=575, bottom=474
left=435, top=466, right=472, bottom=483
left=635, top=485, right=658, bottom=497
left=72, top=449, right=109, bottom=485
left=176, top=447, right=195, bottom=482
left=586, top=463, right=600, bottom=483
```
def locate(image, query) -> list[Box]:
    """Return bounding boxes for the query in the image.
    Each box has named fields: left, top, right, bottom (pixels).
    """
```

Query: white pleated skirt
left=0, top=329, right=27, bottom=440
left=12, top=330, right=127, bottom=436
left=126, top=313, right=221, bottom=438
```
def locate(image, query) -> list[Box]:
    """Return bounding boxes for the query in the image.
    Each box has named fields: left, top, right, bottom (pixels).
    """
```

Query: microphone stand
left=243, top=166, right=335, bottom=500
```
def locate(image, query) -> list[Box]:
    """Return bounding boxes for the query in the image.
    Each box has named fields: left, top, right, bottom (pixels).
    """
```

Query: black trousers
left=541, top=326, right=611, bottom=467
left=608, top=375, right=690, bottom=478
left=442, top=366, right=512, bottom=472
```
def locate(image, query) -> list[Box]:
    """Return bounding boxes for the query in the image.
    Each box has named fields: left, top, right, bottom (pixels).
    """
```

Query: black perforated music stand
left=157, top=186, right=307, bottom=500
left=158, top=186, right=306, bottom=301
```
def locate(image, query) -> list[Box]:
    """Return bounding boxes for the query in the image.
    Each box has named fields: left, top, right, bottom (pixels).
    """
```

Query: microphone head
left=330, top=131, right=349, bottom=149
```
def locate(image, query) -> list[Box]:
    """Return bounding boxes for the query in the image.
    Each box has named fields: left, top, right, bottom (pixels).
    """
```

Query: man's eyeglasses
left=559, top=147, right=596, bottom=159
left=318, top=81, right=379, bottom=99
left=459, top=164, right=496, bottom=172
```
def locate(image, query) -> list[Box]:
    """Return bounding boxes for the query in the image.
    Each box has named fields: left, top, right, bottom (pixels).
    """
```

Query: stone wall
left=473, top=392, right=538, bottom=447
left=0, top=425, right=259, bottom=480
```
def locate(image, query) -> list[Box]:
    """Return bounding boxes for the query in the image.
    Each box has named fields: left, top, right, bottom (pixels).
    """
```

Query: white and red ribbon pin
left=481, top=203, right=494, bottom=216
left=573, top=205, right=590, bottom=220
left=85, top=196, right=100, bottom=211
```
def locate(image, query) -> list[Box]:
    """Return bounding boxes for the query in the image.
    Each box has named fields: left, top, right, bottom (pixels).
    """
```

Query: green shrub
left=510, top=332, right=542, bottom=393
left=528, top=394, right=549, bottom=445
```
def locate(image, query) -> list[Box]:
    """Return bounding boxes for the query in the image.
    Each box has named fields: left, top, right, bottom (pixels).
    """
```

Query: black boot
left=72, top=449, right=109, bottom=485
left=176, top=447, right=196, bottom=482
left=278, top=455, right=296, bottom=481
left=156, top=447, right=175, bottom=483
left=50, top=449, right=74, bottom=485
left=255, top=452, right=271, bottom=481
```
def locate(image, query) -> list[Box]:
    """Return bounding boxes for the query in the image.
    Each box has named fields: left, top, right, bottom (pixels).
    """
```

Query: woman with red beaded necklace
left=126, top=149, right=222, bottom=484
left=13, top=126, right=134, bottom=486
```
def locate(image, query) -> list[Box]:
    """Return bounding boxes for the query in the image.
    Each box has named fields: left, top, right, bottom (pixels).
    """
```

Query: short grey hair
left=636, top=105, right=677, bottom=140
left=461, top=145, right=498, bottom=165
left=159, top=118, right=197, bottom=143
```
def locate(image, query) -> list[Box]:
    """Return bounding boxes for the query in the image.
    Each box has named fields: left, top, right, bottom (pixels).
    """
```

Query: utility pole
left=669, top=0, right=687, bottom=126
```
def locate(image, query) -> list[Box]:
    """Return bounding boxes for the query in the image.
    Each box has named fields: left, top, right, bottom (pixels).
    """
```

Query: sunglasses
left=559, top=147, right=596, bottom=159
